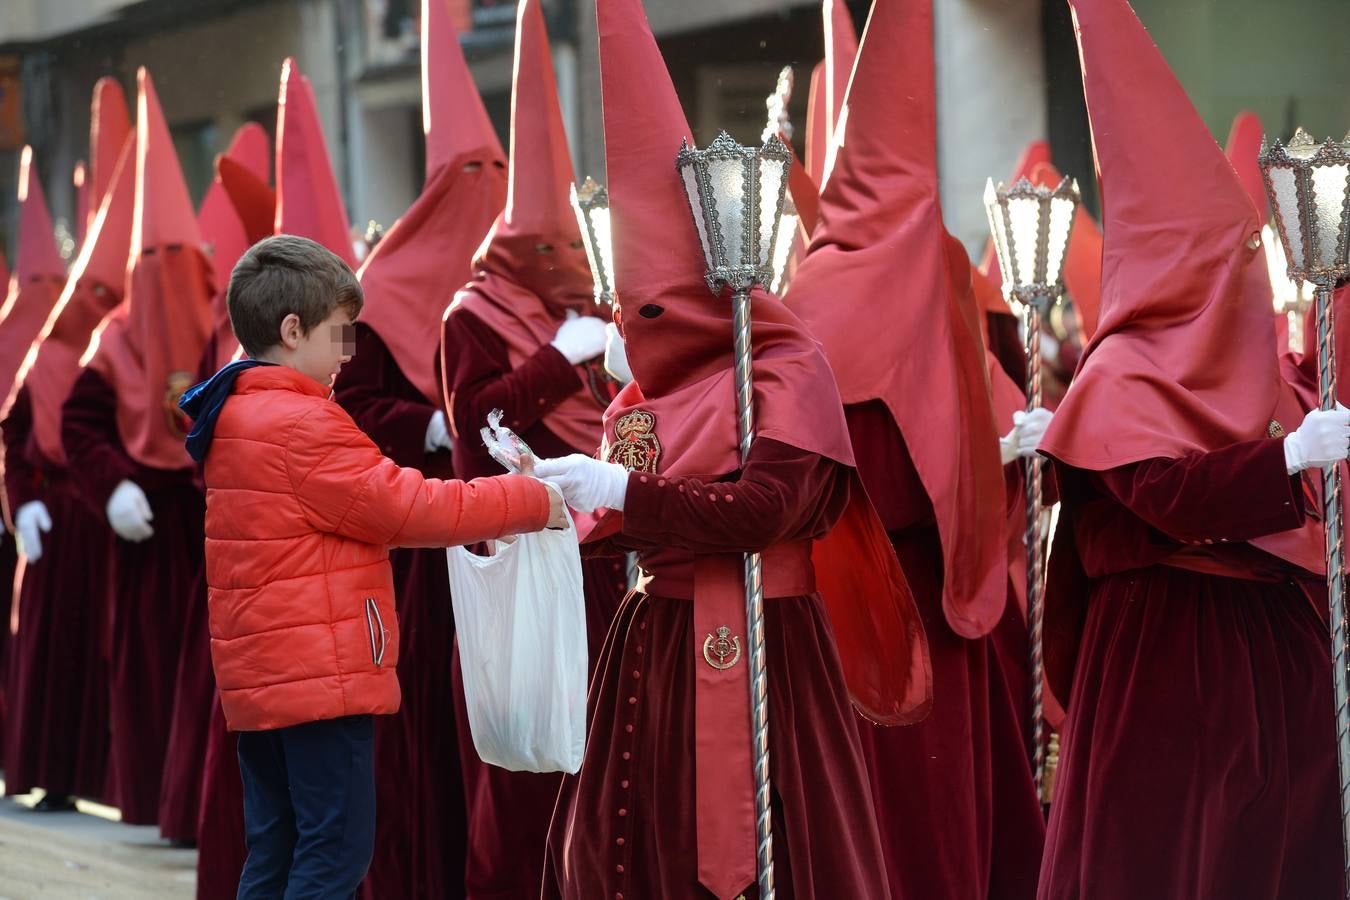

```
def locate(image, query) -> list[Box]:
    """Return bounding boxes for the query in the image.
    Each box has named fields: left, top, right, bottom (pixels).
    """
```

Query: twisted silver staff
left=732, top=286, right=775, bottom=899
left=1024, top=305, right=1047, bottom=802
left=1315, top=283, right=1350, bottom=895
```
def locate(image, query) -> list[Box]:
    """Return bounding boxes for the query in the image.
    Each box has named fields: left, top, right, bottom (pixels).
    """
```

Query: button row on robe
left=612, top=597, right=646, bottom=896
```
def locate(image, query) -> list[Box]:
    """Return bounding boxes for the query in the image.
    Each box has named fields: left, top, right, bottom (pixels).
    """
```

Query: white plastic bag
left=445, top=507, right=587, bottom=773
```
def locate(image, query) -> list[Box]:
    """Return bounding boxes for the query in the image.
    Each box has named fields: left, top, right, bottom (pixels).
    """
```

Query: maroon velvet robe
left=543, top=439, right=890, bottom=899
left=2, top=385, right=111, bottom=800
left=333, top=323, right=466, bottom=900
left=1038, top=439, right=1341, bottom=899
left=845, top=399, right=1044, bottom=900
left=442, top=308, right=626, bottom=900
left=61, top=367, right=204, bottom=827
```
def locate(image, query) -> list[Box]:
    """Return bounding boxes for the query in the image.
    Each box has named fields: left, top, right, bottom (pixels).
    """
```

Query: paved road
left=0, top=788, right=195, bottom=899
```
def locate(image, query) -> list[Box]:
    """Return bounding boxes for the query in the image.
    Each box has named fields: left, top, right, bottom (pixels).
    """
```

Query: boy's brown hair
left=227, top=235, right=363, bottom=358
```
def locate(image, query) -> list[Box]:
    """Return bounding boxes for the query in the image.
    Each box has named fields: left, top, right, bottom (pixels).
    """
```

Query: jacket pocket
left=364, top=597, right=388, bottom=667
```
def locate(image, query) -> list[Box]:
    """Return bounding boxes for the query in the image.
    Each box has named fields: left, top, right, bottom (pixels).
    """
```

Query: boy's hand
left=545, top=483, right=567, bottom=530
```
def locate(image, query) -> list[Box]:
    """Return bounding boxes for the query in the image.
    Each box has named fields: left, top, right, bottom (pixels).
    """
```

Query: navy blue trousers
left=235, top=714, right=376, bottom=900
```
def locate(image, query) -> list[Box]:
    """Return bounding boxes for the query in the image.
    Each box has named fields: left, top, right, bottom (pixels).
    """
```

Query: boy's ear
left=278, top=313, right=303, bottom=350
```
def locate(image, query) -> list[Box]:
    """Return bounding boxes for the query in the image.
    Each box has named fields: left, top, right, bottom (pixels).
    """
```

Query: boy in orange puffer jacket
left=179, top=235, right=564, bottom=898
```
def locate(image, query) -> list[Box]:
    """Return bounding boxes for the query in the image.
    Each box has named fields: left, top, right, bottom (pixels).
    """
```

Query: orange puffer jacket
left=202, top=366, right=550, bottom=731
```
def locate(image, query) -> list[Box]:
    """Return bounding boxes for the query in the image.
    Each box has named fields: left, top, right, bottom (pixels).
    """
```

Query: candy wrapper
left=481, top=409, right=534, bottom=473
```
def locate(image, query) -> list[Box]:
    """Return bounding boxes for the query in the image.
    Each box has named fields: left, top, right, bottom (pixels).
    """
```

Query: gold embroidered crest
left=1268, top=419, right=1285, bottom=438
left=164, top=370, right=194, bottom=438
left=606, top=410, right=662, bottom=473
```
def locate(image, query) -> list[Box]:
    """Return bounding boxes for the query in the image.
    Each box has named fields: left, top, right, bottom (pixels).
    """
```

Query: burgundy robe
left=845, top=399, right=1044, bottom=900
left=443, top=308, right=626, bottom=900
left=2, top=386, right=111, bottom=800
left=61, top=367, right=205, bottom=826
left=333, top=323, right=466, bottom=900
left=543, top=439, right=889, bottom=899
left=1038, top=439, right=1341, bottom=899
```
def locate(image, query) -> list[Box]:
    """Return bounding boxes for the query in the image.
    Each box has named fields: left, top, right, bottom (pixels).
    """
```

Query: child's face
left=290, top=306, right=356, bottom=390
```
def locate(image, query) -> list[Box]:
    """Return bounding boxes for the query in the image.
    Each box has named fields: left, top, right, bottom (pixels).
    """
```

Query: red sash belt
left=637, top=541, right=814, bottom=900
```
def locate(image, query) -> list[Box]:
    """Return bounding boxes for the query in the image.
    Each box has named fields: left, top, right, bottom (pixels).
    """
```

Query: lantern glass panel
left=771, top=211, right=797, bottom=294
left=1044, top=194, right=1075, bottom=287
left=679, top=162, right=715, bottom=271
left=592, top=206, right=615, bottom=289
left=707, top=155, right=748, bottom=269
left=757, top=155, right=786, bottom=270
left=983, top=180, right=1013, bottom=295
left=1268, top=166, right=1305, bottom=270
left=1310, top=161, right=1350, bottom=270
left=1006, top=194, right=1042, bottom=284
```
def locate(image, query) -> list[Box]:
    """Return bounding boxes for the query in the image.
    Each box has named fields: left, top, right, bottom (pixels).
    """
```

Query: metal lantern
left=570, top=177, right=615, bottom=306
left=983, top=173, right=1081, bottom=807
left=762, top=65, right=794, bottom=144
left=676, top=130, right=792, bottom=295
left=676, top=130, right=793, bottom=900
left=983, top=175, right=1081, bottom=315
left=1260, top=129, right=1350, bottom=889
left=1262, top=129, right=1350, bottom=287
left=1264, top=222, right=1316, bottom=355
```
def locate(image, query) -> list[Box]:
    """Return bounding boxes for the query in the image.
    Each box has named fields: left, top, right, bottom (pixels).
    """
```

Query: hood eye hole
left=569, top=239, right=584, bottom=250
left=639, top=304, right=664, bottom=319
left=535, top=243, right=555, bottom=253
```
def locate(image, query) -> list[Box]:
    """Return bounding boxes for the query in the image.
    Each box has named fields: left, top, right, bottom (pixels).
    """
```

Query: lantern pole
left=984, top=175, right=1080, bottom=805
left=1260, top=129, right=1350, bottom=895
left=677, top=130, right=791, bottom=900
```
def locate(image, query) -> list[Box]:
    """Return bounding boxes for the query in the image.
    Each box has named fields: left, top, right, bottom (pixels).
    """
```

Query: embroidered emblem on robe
left=702, top=625, right=742, bottom=670
left=606, top=409, right=662, bottom=473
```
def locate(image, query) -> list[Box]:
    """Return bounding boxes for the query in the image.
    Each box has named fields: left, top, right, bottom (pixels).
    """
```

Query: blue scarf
left=179, top=359, right=277, bottom=462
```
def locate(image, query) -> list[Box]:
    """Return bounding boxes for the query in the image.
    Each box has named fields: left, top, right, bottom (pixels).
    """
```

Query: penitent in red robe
left=61, top=367, right=205, bottom=826
left=2, top=386, right=111, bottom=801
left=846, top=400, right=1045, bottom=900
left=1038, top=439, right=1342, bottom=899
left=333, top=323, right=466, bottom=900
left=543, top=439, right=890, bottom=899
left=443, top=307, right=627, bottom=900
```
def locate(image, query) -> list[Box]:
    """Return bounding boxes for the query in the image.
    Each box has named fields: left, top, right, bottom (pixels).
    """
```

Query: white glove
left=999, top=424, right=1021, bottom=466
left=14, top=500, right=51, bottom=562
left=603, top=322, right=633, bottom=385
left=550, top=312, right=608, bottom=365
left=1013, top=408, right=1053, bottom=457
left=425, top=410, right=453, bottom=454
left=106, top=479, right=155, bottom=542
left=534, top=454, right=629, bottom=513
left=1285, top=404, right=1350, bottom=474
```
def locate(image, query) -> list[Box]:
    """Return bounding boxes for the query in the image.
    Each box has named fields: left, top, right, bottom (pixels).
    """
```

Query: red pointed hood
left=13, top=136, right=135, bottom=464
left=819, top=0, right=859, bottom=186
left=199, top=123, right=272, bottom=367
left=1028, top=160, right=1104, bottom=340
left=13, top=147, right=65, bottom=284
left=597, top=0, right=926, bottom=725
left=805, top=61, right=829, bottom=186
left=1038, top=0, right=1319, bottom=576
left=219, top=156, right=278, bottom=246
left=785, top=0, right=1006, bottom=638
left=471, top=0, right=591, bottom=310
left=74, top=162, right=89, bottom=247
left=423, top=0, right=503, bottom=179
left=360, top=0, right=507, bottom=405
left=89, top=77, right=132, bottom=223
left=0, top=147, right=67, bottom=413
left=276, top=58, right=356, bottom=267
left=87, top=67, right=214, bottom=471
left=1225, top=110, right=1268, bottom=225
